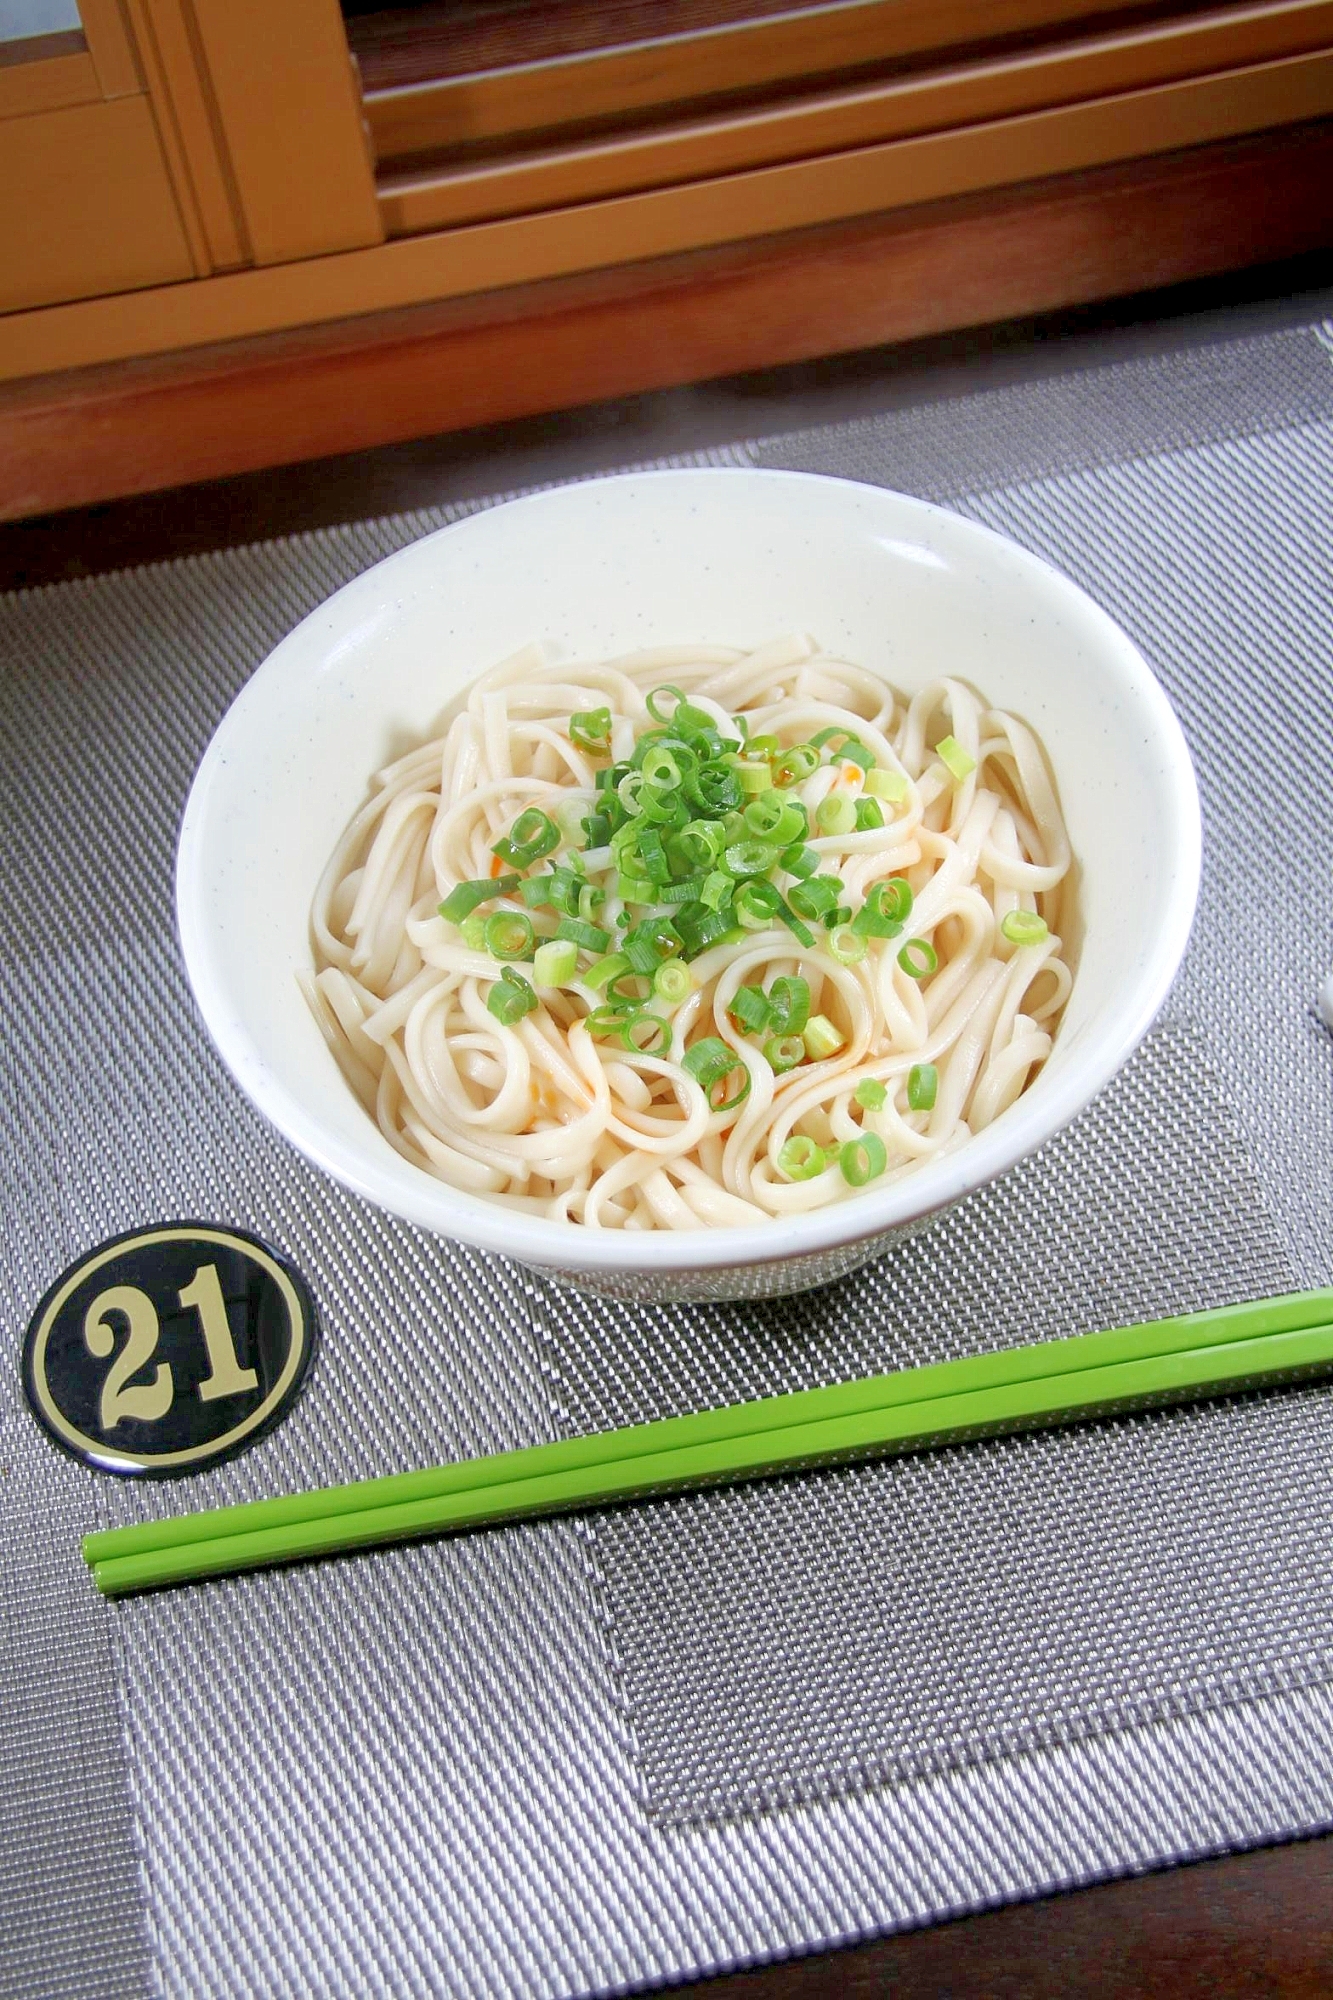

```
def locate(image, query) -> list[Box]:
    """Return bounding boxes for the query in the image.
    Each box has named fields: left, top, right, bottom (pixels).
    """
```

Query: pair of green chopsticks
left=83, top=1288, right=1333, bottom=1598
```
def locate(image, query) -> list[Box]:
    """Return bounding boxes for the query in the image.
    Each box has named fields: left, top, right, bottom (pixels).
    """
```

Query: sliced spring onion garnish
left=621, top=1012, right=671, bottom=1055
left=839, top=1133, right=887, bottom=1186
left=828, top=924, right=867, bottom=965
left=653, top=960, right=692, bottom=1004
left=854, top=796, right=885, bottom=832
left=787, top=875, right=842, bottom=921
left=897, top=937, right=938, bottom=979
left=864, top=767, right=908, bottom=804
left=583, top=952, right=631, bottom=991
left=768, top=976, right=810, bottom=1035
left=554, top=917, right=611, bottom=953
left=763, top=1033, right=806, bottom=1074
left=935, top=735, right=976, bottom=782
left=487, top=968, right=537, bottom=1024
left=682, top=1037, right=751, bottom=1113
left=854, top=1077, right=887, bottom=1111
left=907, top=1061, right=938, bottom=1111
left=438, top=874, right=521, bottom=923
left=1000, top=909, right=1050, bottom=946
left=484, top=911, right=534, bottom=960
left=814, top=794, right=857, bottom=836
left=728, top=984, right=773, bottom=1032
left=777, top=1135, right=827, bottom=1181
left=803, top=1014, right=844, bottom=1061
left=492, top=809, right=560, bottom=867
left=533, top=939, right=578, bottom=987
left=772, top=744, right=819, bottom=786
left=569, top=707, right=612, bottom=753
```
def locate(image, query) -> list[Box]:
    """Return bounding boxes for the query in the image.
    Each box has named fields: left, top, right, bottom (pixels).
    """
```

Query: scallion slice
left=803, top=1014, right=844, bottom=1061
left=554, top=917, right=611, bottom=954
left=897, top=937, right=938, bottom=979
left=653, top=960, right=692, bottom=1004
left=1000, top=909, right=1050, bottom=946
left=777, top=1135, right=827, bottom=1181
left=487, top=968, right=537, bottom=1025
left=728, top=984, right=773, bottom=1032
left=682, top=1037, right=751, bottom=1112
left=438, top=874, right=521, bottom=924
left=864, top=767, right=909, bottom=804
left=768, top=975, right=810, bottom=1035
left=583, top=952, right=630, bottom=991
left=828, top=924, right=867, bottom=965
left=492, top=809, right=560, bottom=867
left=533, top=939, right=578, bottom=987
left=854, top=1077, right=887, bottom=1111
left=815, top=794, right=857, bottom=836
left=763, top=1033, right=806, bottom=1074
left=839, top=1133, right=887, bottom=1186
left=484, top=911, right=534, bottom=961
left=907, top=1062, right=938, bottom=1111
left=569, top=707, right=612, bottom=753
left=935, top=734, right=976, bottom=782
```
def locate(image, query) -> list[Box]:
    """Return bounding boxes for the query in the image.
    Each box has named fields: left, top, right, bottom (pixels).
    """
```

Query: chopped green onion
left=487, top=968, right=537, bottom=1024
left=620, top=1013, right=671, bottom=1055
left=492, top=809, right=560, bottom=867
left=641, top=746, right=683, bottom=792
left=616, top=872, right=656, bottom=904
left=653, top=960, right=692, bottom=1004
left=700, top=870, right=734, bottom=912
left=763, top=1033, right=806, bottom=1074
left=725, top=839, right=781, bottom=879
left=734, top=880, right=782, bottom=929
left=743, top=794, right=806, bottom=845
left=728, top=984, right=773, bottom=1033
left=438, top=874, right=521, bottom=923
left=907, top=1062, right=938, bottom=1111
left=768, top=975, right=810, bottom=1035
left=518, top=874, right=556, bottom=909
left=780, top=844, right=820, bottom=880
left=578, top=883, right=606, bottom=923
left=682, top=1037, right=751, bottom=1112
left=839, top=1133, right=887, bottom=1186
left=569, top=707, right=612, bottom=753
left=828, top=924, right=867, bottom=965
left=733, top=758, right=773, bottom=796
left=670, top=821, right=726, bottom=873
left=554, top=918, right=611, bottom=954
left=787, top=875, right=842, bottom=921
left=584, top=1005, right=628, bottom=1037
left=645, top=685, right=687, bottom=724
left=460, top=915, right=487, bottom=950
left=747, top=734, right=781, bottom=758
left=673, top=902, right=736, bottom=956
left=1000, top=909, right=1050, bottom=946
left=855, top=796, right=885, bottom=832
left=484, top=911, right=534, bottom=960
left=803, top=1014, right=845, bottom=1061
left=851, top=877, right=912, bottom=938
left=658, top=876, right=708, bottom=905
left=583, top=952, right=630, bottom=991
left=855, top=1077, right=888, bottom=1111
left=898, top=937, right=938, bottom=979
left=777, top=1135, right=827, bottom=1181
left=864, top=767, right=909, bottom=804
left=533, top=939, right=579, bottom=987
left=810, top=727, right=873, bottom=770
left=772, top=744, right=820, bottom=786
left=815, top=794, right=857, bottom=836
left=935, top=734, right=976, bottom=782
left=582, top=809, right=613, bottom=848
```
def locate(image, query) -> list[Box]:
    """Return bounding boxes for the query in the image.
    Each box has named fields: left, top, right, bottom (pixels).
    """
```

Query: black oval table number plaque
left=22, top=1223, right=318, bottom=1476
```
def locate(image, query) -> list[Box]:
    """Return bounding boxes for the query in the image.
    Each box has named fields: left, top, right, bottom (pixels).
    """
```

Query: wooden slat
left=123, top=0, right=248, bottom=272
left=78, top=0, right=143, bottom=96
left=0, top=39, right=99, bottom=120
left=0, top=42, right=1329, bottom=378
left=0, top=95, right=194, bottom=314
left=2, top=119, right=1331, bottom=522
left=187, top=0, right=382, bottom=264
left=379, top=0, right=1333, bottom=233
left=361, top=0, right=1196, bottom=158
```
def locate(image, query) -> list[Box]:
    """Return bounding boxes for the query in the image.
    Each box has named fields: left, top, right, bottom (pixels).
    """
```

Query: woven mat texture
left=2, top=321, right=1333, bottom=1999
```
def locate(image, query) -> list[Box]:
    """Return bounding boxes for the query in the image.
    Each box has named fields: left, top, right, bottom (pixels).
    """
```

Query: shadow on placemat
left=532, top=1021, right=1333, bottom=1823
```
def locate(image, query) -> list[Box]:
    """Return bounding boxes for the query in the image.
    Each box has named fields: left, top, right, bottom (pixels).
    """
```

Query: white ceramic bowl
left=178, top=469, right=1200, bottom=1302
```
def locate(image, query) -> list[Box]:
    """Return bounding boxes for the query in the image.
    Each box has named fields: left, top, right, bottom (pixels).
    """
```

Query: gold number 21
left=83, top=1263, right=260, bottom=1431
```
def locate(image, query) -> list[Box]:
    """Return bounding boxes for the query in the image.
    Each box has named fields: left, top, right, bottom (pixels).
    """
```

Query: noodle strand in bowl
left=303, top=637, right=1074, bottom=1230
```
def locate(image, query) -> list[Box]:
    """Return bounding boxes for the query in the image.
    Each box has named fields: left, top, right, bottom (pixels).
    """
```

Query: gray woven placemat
left=3, top=318, right=1333, bottom=2000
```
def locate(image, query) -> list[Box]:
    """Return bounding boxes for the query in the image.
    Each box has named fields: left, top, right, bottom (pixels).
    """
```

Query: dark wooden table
left=7, top=257, right=1333, bottom=1998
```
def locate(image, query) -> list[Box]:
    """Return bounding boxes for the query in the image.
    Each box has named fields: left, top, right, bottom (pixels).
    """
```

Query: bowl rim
left=177, top=466, right=1202, bottom=1276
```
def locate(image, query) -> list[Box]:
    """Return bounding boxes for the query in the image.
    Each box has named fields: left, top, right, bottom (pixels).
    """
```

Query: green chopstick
left=84, top=1289, right=1333, bottom=1597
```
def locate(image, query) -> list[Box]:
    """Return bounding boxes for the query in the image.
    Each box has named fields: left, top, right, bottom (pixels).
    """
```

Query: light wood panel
left=2, top=119, right=1330, bottom=524
left=78, top=0, right=143, bottom=96
left=187, top=0, right=382, bottom=264
left=379, top=0, right=1333, bottom=233
left=0, top=94, right=194, bottom=313
left=1, top=41, right=1330, bottom=377
left=361, top=0, right=1195, bottom=159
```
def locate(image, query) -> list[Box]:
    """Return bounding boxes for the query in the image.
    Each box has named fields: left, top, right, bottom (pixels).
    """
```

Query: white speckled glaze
left=177, top=471, right=1200, bottom=1302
